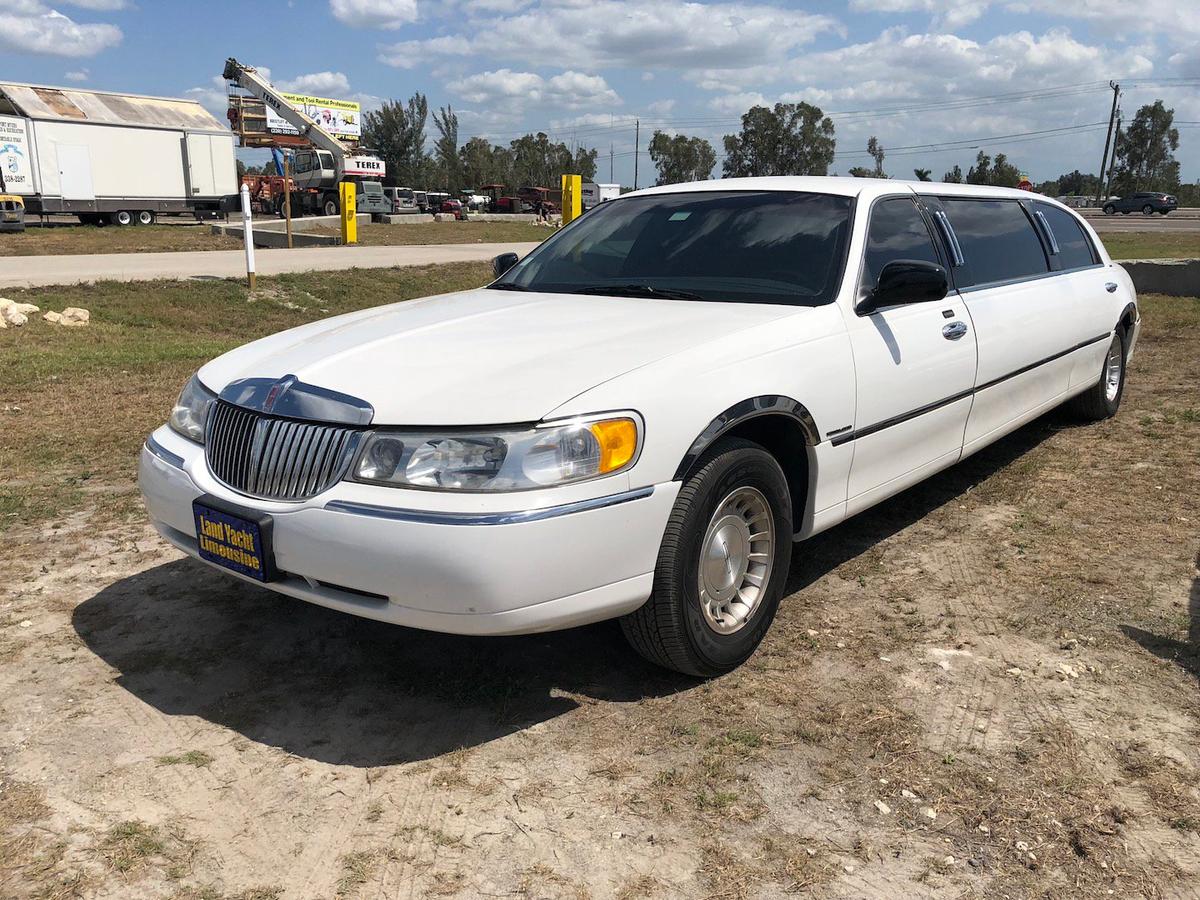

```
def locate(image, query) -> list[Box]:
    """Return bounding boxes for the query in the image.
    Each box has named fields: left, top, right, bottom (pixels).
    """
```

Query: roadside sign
left=1017, top=173, right=1033, bottom=191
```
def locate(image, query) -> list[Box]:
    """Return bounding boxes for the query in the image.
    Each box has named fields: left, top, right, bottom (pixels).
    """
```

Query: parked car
left=140, top=178, right=1139, bottom=676
left=1102, top=192, right=1177, bottom=215
left=383, top=187, right=417, bottom=213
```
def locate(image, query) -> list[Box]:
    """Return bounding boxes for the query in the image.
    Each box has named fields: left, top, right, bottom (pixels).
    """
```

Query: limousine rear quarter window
left=941, top=198, right=1049, bottom=288
left=1037, top=203, right=1099, bottom=270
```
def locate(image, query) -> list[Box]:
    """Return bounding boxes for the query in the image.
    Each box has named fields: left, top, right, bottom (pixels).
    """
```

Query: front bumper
left=138, top=426, right=677, bottom=635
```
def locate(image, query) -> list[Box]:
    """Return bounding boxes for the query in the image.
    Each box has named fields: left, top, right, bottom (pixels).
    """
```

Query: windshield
left=493, top=190, right=852, bottom=305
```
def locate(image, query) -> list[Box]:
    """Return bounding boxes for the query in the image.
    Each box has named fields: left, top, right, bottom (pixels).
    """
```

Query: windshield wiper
left=488, top=282, right=529, bottom=291
left=570, top=283, right=705, bottom=301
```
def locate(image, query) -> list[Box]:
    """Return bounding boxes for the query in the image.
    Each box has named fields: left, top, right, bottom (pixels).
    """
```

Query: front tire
left=620, top=438, right=793, bottom=677
left=322, top=195, right=338, bottom=217
left=1142, top=204, right=1154, bottom=216
left=1102, top=204, right=1115, bottom=215
left=1068, top=330, right=1126, bottom=421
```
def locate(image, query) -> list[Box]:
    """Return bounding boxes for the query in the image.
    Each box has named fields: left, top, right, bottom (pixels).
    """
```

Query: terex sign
left=344, top=155, right=385, bottom=178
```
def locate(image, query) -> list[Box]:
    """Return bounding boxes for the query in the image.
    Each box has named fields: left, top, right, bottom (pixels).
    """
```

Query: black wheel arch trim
left=1117, top=301, right=1138, bottom=331
left=673, top=395, right=819, bottom=481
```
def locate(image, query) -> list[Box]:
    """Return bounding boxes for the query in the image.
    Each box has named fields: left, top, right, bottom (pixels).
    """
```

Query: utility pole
left=633, top=118, right=640, bottom=190
left=610, top=143, right=614, bottom=182
left=1104, top=110, right=1122, bottom=200
left=1096, top=81, right=1120, bottom=205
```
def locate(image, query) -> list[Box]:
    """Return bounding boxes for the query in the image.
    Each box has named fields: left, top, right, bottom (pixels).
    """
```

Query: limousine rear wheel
left=620, top=438, right=792, bottom=677
left=1069, top=330, right=1126, bottom=421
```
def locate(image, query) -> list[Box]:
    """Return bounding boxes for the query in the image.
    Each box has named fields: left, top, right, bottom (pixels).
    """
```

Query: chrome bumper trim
left=145, top=434, right=185, bottom=469
left=324, top=486, right=655, bottom=526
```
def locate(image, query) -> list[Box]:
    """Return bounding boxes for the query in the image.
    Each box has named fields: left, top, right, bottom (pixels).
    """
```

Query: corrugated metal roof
left=0, top=83, right=228, bottom=132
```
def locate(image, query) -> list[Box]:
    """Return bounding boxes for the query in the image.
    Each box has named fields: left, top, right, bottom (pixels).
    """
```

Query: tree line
left=241, top=93, right=1191, bottom=202
left=646, top=97, right=1190, bottom=199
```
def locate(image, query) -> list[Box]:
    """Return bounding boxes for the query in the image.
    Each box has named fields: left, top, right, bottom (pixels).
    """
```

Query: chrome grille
left=205, top=401, right=363, bottom=501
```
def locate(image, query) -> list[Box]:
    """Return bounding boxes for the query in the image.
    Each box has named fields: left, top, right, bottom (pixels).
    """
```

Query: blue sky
left=2, top=0, right=1197, bottom=187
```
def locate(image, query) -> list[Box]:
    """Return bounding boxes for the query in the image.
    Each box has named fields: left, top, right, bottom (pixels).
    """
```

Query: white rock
left=874, top=800, right=891, bottom=815
left=943, top=856, right=956, bottom=866
left=0, top=297, right=12, bottom=311
left=18, top=620, right=32, bottom=628
left=900, top=789, right=919, bottom=801
left=61, top=307, right=90, bottom=326
left=12, top=302, right=39, bottom=315
left=1, top=306, right=28, bottom=327
left=1056, top=662, right=1079, bottom=679
left=1015, top=840, right=1029, bottom=852
left=42, top=311, right=64, bottom=324
left=921, top=807, right=937, bottom=821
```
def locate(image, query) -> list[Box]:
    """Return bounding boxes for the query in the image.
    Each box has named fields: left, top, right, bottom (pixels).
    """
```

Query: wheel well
left=1118, top=303, right=1137, bottom=339
left=690, top=414, right=811, bottom=533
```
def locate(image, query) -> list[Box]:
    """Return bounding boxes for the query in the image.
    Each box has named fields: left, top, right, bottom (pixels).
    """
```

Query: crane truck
left=222, top=58, right=390, bottom=217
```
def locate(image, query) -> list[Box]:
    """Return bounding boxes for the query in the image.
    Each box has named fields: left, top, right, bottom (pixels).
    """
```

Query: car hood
left=198, top=288, right=800, bottom=425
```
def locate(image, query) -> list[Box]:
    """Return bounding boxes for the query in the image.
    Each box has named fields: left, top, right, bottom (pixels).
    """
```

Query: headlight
left=168, top=374, right=217, bottom=444
left=352, top=414, right=640, bottom=491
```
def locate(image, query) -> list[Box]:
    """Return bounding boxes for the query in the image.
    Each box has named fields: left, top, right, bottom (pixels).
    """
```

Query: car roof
left=626, top=175, right=1052, bottom=204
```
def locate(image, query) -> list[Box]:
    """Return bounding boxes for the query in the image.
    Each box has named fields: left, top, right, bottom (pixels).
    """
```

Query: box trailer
left=0, top=82, right=237, bottom=225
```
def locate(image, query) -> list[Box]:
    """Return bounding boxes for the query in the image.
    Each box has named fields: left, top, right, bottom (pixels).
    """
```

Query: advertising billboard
left=0, top=115, right=34, bottom=194
left=267, top=94, right=361, bottom=140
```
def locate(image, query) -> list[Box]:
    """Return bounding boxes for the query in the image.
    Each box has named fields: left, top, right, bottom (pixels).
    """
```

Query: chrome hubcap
left=698, top=486, right=775, bottom=635
left=1104, top=339, right=1123, bottom=402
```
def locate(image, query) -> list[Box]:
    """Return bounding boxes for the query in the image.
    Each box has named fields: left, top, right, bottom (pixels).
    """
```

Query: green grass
left=1098, top=231, right=1200, bottom=260
left=0, top=262, right=491, bottom=537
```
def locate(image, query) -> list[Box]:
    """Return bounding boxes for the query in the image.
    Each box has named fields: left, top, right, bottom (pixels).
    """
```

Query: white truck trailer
left=0, top=82, right=237, bottom=225
left=580, top=182, right=621, bottom=210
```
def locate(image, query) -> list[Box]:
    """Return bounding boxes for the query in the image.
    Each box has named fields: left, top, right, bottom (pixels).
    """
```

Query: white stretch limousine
left=140, top=177, right=1140, bottom=676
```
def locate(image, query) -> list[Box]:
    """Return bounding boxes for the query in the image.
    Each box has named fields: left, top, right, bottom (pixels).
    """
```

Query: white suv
left=140, top=177, right=1139, bottom=676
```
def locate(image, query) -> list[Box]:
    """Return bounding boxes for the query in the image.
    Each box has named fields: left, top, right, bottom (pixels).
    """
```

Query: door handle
left=1105, top=282, right=1118, bottom=293
left=942, top=321, right=969, bottom=340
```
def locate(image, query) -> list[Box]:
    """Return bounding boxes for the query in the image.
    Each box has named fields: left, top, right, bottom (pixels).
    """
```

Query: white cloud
left=63, top=0, right=130, bottom=9
left=448, top=68, right=620, bottom=110
left=64, top=69, right=89, bottom=82
left=709, top=92, right=766, bottom=115
left=647, top=99, right=676, bottom=115
left=849, top=0, right=988, bottom=29
left=277, top=71, right=352, bottom=95
left=478, top=1, right=840, bottom=71
left=329, top=0, right=417, bottom=29
left=378, top=34, right=467, bottom=68
left=0, top=5, right=122, bottom=57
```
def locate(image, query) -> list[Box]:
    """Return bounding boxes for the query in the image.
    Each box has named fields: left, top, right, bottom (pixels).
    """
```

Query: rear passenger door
left=842, top=194, right=978, bottom=511
left=930, top=196, right=1076, bottom=454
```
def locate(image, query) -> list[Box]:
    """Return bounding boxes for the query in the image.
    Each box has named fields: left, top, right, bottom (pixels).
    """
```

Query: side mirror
left=492, top=252, right=519, bottom=279
left=858, top=259, right=948, bottom=314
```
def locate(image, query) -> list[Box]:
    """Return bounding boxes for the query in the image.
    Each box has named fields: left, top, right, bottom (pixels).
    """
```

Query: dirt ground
left=1, top=295, right=1198, bottom=899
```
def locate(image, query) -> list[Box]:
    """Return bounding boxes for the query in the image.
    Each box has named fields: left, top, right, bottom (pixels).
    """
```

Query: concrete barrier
left=376, top=213, right=437, bottom=225
left=1116, top=258, right=1200, bottom=297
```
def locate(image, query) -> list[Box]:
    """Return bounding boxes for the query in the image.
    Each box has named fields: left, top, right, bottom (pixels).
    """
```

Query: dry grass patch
left=96, top=819, right=198, bottom=880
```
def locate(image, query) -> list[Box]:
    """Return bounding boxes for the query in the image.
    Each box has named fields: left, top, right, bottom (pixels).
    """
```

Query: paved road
left=0, top=242, right=542, bottom=289
left=1088, top=215, right=1200, bottom=234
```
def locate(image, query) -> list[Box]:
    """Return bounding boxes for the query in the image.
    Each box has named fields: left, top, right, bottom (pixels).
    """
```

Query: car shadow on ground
left=74, top=412, right=1067, bottom=768
left=1121, top=551, right=1200, bottom=682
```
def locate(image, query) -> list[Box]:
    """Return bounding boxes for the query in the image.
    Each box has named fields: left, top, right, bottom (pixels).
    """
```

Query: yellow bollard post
left=560, top=174, right=582, bottom=225
left=339, top=182, right=357, bottom=245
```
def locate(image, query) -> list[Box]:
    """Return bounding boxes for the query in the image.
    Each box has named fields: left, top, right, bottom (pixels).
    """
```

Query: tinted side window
left=941, top=199, right=1049, bottom=287
left=1037, top=203, right=1097, bottom=270
left=861, top=197, right=941, bottom=290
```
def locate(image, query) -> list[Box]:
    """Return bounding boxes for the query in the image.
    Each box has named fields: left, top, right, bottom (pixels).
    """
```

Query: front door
left=842, top=193, right=978, bottom=513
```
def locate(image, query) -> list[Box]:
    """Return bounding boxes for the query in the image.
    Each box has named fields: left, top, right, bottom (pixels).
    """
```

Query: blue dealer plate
left=192, top=500, right=274, bottom=582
